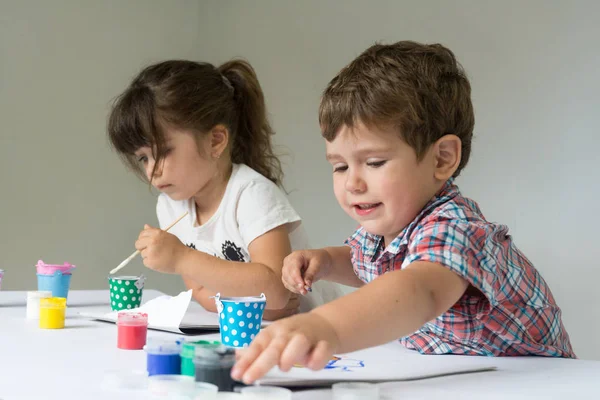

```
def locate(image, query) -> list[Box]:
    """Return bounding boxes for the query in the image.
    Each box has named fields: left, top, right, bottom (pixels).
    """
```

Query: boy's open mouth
left=353, top=203, right=382, bottom=215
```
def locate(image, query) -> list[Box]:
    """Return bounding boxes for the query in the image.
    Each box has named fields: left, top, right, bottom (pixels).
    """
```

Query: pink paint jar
left=117, top=312, right=148, bottom=350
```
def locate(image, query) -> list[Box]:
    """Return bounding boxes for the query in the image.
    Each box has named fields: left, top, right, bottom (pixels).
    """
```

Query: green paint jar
left=180, top=340, right=221, bottom=376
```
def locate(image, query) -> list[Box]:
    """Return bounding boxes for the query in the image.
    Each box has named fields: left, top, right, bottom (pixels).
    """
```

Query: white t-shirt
left=156, top=163, right=341, bottom=311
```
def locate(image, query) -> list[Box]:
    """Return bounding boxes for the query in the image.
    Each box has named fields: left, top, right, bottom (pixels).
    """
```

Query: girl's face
left=134, top=128, right=219, bottom=201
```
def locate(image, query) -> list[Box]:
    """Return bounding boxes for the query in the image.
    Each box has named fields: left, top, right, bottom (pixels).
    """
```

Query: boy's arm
left=320, top=246, right=365, bottom=288
left=315, top=261, right=468, bottom=353
left=232, top=261, right=468, bottom=383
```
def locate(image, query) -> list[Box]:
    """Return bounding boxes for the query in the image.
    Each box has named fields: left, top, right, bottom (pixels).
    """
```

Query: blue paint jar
left=144, top=338, right=182, bottom=376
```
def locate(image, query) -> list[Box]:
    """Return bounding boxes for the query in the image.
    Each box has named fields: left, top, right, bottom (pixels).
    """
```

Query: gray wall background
left=1, top=0, right=598, bottom=359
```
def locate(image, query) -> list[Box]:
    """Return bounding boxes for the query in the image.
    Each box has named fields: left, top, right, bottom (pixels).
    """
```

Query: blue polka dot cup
left=214, top=293, right=266, bottom=348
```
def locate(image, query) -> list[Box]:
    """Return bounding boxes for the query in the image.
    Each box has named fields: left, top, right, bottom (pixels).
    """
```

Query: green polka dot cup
left=108, top=275, right=145, bottom=311
left=214, top=293, right=266, bottom=348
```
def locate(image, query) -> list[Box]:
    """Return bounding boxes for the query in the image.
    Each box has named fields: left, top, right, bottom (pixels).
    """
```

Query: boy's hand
left=282, top=249, right=332, bottom=295
left=231, top=312, right=340, bottom=384
left=135, top=224, right=189, bottom=274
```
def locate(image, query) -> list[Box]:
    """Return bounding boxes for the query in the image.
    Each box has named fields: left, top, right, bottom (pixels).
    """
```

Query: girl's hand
left=135, top=224, right=189, bottom=274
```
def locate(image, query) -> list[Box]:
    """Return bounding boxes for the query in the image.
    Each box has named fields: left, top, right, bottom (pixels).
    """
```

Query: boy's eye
left=367, top=160, right=386, bottom=168
left=333, top=165, right=348, bottom=173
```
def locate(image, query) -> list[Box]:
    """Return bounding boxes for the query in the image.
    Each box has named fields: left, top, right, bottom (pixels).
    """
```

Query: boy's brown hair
left=319, top=41, right=474, bottom=177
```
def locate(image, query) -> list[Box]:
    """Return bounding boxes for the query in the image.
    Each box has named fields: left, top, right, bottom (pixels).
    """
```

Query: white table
left=1, top=290, right=599, bottom=399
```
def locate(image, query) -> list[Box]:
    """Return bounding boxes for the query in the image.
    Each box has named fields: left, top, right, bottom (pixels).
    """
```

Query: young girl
left=107, top=59, right=338, bottom=319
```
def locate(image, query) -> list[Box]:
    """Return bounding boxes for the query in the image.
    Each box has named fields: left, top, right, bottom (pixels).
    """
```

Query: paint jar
left=213, top=293, right=266, bottom=348
left=39, top=297, right=67, bottom=329
left=26, top=291, right=52, bottom=319
left=180, top=340, right=221, bottom=376
left=37, top=270, right=72, bottom=299
left=332, top=382, right=380, bottom=400
left=117, top=311, right=148, bottom=350
left=0, top=269, right=4, bottom=290
left=108, top=275, right=145, bottom=311
left=148, top=375, right=218, bottom=399
left=193, top=344, right=236, bottom=392
left=145, top=338, right=182, bottom=376
left=36, top=260, right=75, bottom=299
left=239, top=386, right=292, bottom=399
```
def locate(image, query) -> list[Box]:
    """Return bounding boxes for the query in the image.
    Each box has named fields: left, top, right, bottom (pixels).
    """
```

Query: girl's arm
left=186, top=280, right=300, bottom=320
left=182, top=277, right=217, bottom=312
left=175, top=224, right=293, bottom=310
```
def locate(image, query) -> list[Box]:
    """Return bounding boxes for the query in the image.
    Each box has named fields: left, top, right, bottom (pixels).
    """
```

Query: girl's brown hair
left=108, top=59, right=283, bottom=185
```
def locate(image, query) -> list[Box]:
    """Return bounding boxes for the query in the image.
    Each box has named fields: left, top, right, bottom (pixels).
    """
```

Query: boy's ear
left=209, top=124, right=229, bottom=159
left=433, top=134, right=461, bottom=181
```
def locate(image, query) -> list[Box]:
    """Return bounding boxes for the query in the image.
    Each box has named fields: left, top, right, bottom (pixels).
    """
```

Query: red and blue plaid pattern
left=346, top=179, right=575, bottom=358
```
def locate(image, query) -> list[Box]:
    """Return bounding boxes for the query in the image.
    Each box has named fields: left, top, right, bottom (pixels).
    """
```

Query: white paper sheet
left=80, top=290, right=221, bottom=334
left=257, top=341, right=497, bottom=387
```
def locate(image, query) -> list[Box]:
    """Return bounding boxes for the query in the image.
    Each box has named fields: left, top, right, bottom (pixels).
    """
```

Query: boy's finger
left=282, top=280, right=301, bottom=294
left=241, top=336, right=287, bottom=384
left=281, top=270, right=300, bottom=290
left=279, top=334, right=311, bottom=372
left=303, top=260, right=321, bottom=287
left=306, top=340, right=334, bottom=370
left=284, top=257, right=306, bottom=287
left=231, top=332, right=271, bottom=381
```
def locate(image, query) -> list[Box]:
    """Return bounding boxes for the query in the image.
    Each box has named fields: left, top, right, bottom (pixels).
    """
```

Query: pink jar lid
left=36, top=260, right=76, bottom=275
left=117, top=311, right=148, bottom=326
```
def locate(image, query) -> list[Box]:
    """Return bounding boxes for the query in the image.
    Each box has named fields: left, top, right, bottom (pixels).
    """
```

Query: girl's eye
left=367, top=160, right=386, bottom=168
left=137, top=155, right=147, bottom=163
left=333, top=165, right=348, bottom=173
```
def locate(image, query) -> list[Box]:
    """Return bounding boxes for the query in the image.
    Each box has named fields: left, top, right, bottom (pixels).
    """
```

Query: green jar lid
left=181, top=340, right=221, bottom=358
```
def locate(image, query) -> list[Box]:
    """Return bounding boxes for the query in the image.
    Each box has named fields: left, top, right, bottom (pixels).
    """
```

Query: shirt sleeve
left=236, top=181, right=301, bottom=247
left=403, top=218, right=500, bottom=310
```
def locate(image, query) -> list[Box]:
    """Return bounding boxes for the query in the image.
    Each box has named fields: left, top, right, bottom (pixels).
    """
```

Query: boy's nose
left=345, top=172, right=366, bottom=193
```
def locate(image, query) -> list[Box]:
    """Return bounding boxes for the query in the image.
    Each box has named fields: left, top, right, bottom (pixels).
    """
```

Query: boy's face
left=326, top=122, right=440, bottom=245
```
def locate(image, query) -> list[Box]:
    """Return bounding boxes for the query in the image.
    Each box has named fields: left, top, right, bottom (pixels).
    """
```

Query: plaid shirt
left=346, top=179, right=575, bottom=358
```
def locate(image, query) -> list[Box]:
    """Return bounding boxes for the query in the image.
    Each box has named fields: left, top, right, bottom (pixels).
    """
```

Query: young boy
left=231, top=41, right=575, bottom=384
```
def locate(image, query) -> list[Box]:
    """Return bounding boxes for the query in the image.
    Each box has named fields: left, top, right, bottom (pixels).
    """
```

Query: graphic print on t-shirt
left=186, top=243, right=196, bottom=250
left=221, top=240, right=245, bottom=262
